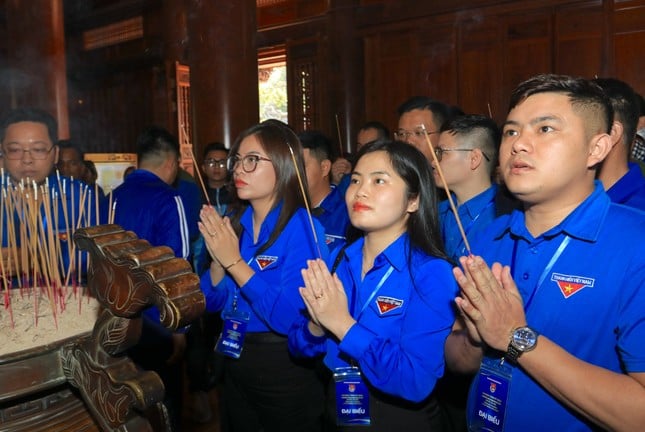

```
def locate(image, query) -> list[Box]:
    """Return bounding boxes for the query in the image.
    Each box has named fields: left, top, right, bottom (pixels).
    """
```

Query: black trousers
left=218, top=332, right=325, bottom=432
left=324, top=373, right=446, bottom=432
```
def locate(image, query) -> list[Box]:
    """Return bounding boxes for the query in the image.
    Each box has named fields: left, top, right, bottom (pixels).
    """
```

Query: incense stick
left=180, top=123, right=211, bottom=206
left=286, top=142, right=323, bottom=259
left=189, top=147, right=211, bottom=206
left=420, top=124, right=472, bottom=255
left=334, top=114, right=345, bottom=158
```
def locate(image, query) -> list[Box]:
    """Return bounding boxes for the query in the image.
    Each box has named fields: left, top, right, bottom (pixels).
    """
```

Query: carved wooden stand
left=61, top=224, right=205, bottom=431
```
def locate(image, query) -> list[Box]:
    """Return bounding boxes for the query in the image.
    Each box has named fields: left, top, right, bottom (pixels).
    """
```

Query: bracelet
left=224, top=257, right=243, bottom=270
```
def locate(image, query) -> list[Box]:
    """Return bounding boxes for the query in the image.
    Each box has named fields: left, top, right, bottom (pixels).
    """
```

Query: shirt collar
left=460, top=184, right=497, bottom=219
left=240, top=200, right=284, bottom=243
left=500, top=181, right=609, bottom=242
left=344, top=232, right=409, bottom=273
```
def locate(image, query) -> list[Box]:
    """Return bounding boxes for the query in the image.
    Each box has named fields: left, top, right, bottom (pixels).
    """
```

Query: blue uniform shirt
left=314, top=186, right=350, bottom=251
left=470, top=181, right=645, bottom=431
left=1, top=172, right=102, bottom=279
left=113, top=169, right=190, bottom=260
left=439, top=184, right=497, bottom=262
left=289, top=233, right=457, bottom=403
left=200, top=202, right=329, bottom=334
left=606, top=162, right=645, bottom=211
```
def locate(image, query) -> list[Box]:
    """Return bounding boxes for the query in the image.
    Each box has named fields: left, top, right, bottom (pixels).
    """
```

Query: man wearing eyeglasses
left=201, top=141, right=230, bottom=215
left=0, top=107, right=99, bottom=277
left=433, top=114, right=502, bottom=262
left=395, top=96, right=458, bottom=161
left=112, top=125, right=190, bottom=430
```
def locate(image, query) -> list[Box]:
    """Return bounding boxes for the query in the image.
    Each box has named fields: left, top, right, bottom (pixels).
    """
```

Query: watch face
left=512, top=327, right=538, bottom=351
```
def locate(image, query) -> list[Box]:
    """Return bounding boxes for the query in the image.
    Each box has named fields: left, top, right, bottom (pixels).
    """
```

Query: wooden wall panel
left=555, top=2, right=604, bottom=78
left=500, top=11, right=551, bottom=117
left=613, top=1, right=645, bottom=97
left=458, top=16, right=503, bottom=118
left=363, top=31, right=416, bottom=131
left=417, top=23, right=457, bottom=108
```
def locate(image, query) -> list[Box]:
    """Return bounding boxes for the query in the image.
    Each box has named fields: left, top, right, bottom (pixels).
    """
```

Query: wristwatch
left=505, top=326, right=539, bottom=363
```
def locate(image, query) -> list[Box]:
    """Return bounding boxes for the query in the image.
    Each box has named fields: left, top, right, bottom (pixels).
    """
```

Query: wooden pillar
left=5, top=0, right=69, bottom=138
left=328, top=0, right=364, bottom=153
left=186, top=0, right=259, bottom=151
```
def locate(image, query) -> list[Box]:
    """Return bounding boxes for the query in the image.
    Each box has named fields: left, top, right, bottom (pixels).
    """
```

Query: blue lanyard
left=511, top=235, right=571, bottom=312
left=352, top=265, right=394, bottom=321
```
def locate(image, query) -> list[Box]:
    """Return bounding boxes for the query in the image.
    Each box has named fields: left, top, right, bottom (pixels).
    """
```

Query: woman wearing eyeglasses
left=198, top=119, right=329, bottom=432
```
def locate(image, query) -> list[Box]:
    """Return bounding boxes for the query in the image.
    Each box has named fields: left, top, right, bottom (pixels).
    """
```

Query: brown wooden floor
left=180, top=385, right=221, bottom=432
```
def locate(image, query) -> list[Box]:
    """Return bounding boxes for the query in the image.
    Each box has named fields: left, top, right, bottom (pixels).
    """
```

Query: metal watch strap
left=505, top=343, right=522, bottom=364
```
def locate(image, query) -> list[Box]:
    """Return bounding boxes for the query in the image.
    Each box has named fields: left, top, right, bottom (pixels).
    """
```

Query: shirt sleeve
left=617, top=255, right=645, bottom=372
left=200, top=269, right=231, bottom=313
left=240, top=213, right=329, bottom=335
left=339, top=259, right=458, bottom=402
left=154, top=194, right=190, bottom=259
left=288, top=314, right=328, bottom=358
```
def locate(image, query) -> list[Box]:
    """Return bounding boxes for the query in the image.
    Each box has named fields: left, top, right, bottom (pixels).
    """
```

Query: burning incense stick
left=335, top=114, right=345, bottom=158
left=287, top=142, right=322, bottom=259
left=421, top=124, right=472, bottom=255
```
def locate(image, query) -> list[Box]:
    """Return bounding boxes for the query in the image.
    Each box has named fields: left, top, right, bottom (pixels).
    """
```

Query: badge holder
left=215, top=308, right=250, bottom=359
left=467, top=356, right=513, bottom=432
left=334, top=366, right=370, bottom=426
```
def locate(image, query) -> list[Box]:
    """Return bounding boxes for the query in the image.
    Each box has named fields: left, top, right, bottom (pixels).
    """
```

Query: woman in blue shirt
left=289, top=140, right=457, bottom=431
left=198, top=119, right=328, bottom=432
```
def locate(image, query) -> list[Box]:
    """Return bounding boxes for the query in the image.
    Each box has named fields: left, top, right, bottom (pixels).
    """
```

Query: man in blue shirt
left=112, top=125, right=189, bottom=429
left=1, top=108, right=99, bottom=281
left=444, top=74, right=645, bottom=431
left=594, top=78, right=645, bottom=211
left=433, top=114, right=501, bottom=262
left=299, top=130, right=350, bottom=252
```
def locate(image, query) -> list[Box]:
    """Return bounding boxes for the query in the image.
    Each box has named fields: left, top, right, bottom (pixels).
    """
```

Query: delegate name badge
left=334, top=367, right=370, bottom=426
left=467, top=356, right=512, bottom=432
left=215, top=309, right=250, bottom=359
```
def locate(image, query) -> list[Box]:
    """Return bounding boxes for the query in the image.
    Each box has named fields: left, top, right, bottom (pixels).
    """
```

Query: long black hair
left=346, top=139, right=448, bottom=261
left=226, top=119, right=311, bottom=256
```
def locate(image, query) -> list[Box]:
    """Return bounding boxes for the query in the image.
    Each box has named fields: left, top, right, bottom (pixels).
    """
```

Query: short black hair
left=136, top=125, right=180, bottom=163
left=58, top=139, right=85, bottom=160
left=202, top=141, right=228, bottom=159
left=0, top=107, right=58, bottom=144
left=298, top=130, right=334, bottom=162
left=593, top=77, right=640, bottom=147
left=509, top=74, right=613, bottom=136
left=441, top=114, right=501, bottom=175
left=396, top=96, right=452, bottom=128
left=359, top=121, right=390, bottom=140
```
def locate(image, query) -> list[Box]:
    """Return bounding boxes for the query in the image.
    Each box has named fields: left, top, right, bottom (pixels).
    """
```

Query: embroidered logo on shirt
left=375, top=296, right=403, bottom=315
left=551, top=273, right=595, bottom=298
left=255, top=255, right=278, bottom=270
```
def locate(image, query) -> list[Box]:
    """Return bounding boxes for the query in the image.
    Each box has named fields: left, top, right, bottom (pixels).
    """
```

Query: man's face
left=302, top=148, right=331, bottom=195
left=500, top=92, right=605, bottom=205
left=58, top=148, right=85, bottom=180
left=202, top=150, right=228, bottom=183
left=397, top=109, right=440, bottom=161
left=432, top=131, right=472, bottom=189
left=356, top=128, right=381, bottom=150
left=1, top=121, right=58, bottom=184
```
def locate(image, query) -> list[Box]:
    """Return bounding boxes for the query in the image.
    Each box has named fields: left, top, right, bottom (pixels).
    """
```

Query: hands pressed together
left=299, top=259, right=356, bottom=341
left=452, top=255, right=527, bottom=352
left=198, top=205, right=242, bottom=277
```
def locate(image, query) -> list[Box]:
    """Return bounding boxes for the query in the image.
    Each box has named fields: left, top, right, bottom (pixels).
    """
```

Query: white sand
left=0, top=288, right=100, bottom=357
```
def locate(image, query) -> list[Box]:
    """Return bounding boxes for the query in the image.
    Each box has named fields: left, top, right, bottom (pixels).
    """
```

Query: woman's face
left=346, top=151, right=418, bottom=237
left=231, top=134, right=277, bottom=208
